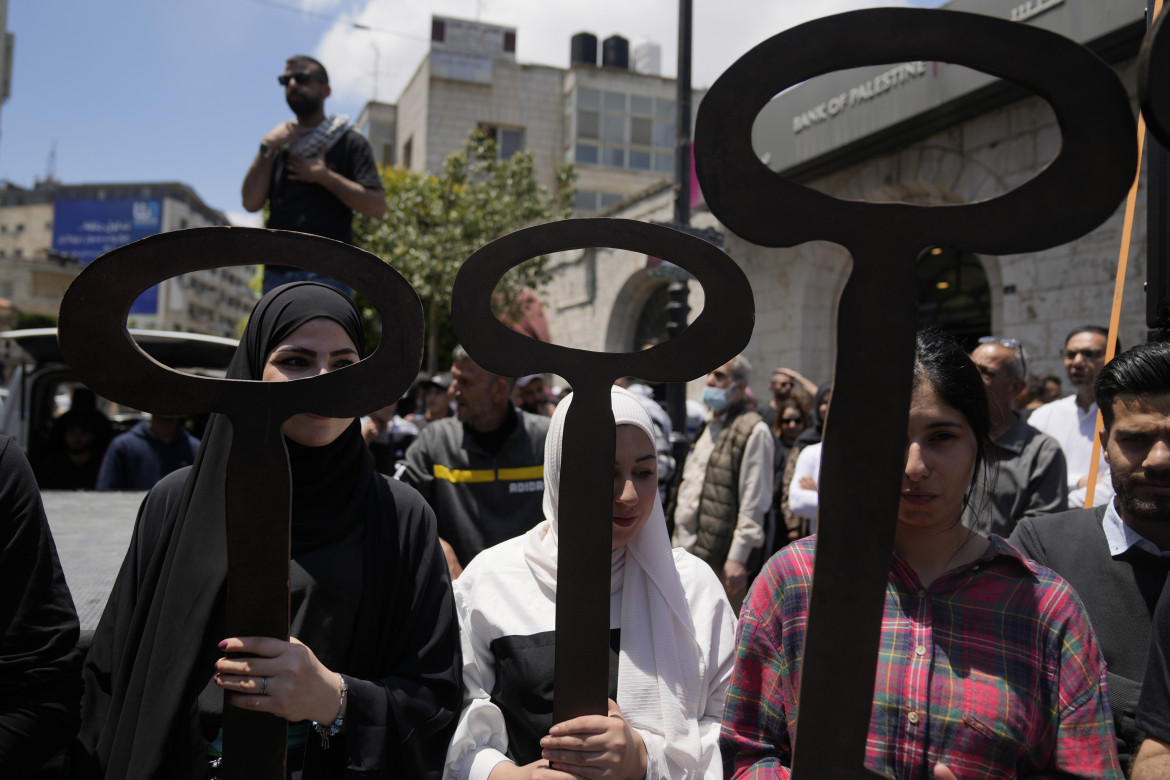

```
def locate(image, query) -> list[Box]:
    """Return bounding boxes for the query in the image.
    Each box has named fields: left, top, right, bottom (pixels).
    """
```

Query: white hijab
left=522, top=386, right=705, bottom=777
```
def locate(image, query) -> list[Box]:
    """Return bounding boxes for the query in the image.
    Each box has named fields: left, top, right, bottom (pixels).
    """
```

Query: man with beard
left=242, top=55, right=385, bottom=293
left=402, top=347, right=549, bottom=578
left=512, top=374, right=554, bottom=417
left=1029, top=324, right=1115, bottom=507
left=1011, top=341, right=1170, bottom=774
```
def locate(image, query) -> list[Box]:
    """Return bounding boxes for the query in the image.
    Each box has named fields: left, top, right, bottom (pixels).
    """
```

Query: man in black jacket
left=402, top=346, right=549, bottom=578
left=1011, top=341, right=1170, bottom=774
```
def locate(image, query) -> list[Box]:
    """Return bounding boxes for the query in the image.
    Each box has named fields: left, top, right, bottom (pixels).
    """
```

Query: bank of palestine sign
left=52, top=199, right=162, bottom=315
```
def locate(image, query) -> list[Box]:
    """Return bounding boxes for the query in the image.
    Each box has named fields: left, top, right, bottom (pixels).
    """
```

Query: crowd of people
left=10, top=278, right=1170, bottom=779
left=7, top=51, right=1170, bottom=780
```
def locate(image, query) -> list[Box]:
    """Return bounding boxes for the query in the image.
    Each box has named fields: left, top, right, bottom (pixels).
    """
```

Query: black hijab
left=77, top=283, right=387, bottom=778
left=230, top=282, right=371, bottom=553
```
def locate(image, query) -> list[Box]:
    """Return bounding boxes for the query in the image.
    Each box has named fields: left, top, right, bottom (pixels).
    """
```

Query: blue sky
left=2, top=0, right=945, bottom=225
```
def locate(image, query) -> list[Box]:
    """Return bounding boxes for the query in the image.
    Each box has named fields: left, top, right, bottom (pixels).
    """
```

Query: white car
left=0, top=327, right=238, bottom=458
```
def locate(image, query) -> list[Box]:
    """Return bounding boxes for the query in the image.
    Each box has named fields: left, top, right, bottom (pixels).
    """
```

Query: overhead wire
left=244, top=0, right=430, bottom=42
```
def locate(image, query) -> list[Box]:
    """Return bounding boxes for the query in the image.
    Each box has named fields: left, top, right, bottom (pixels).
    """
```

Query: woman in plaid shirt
left=721, top=330, right=1121, bottom=779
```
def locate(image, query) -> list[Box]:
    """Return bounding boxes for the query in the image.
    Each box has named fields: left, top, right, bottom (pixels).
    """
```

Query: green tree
left=15, top=312, right=57, bottom=330
left=354, top=129, right=574, bottom=374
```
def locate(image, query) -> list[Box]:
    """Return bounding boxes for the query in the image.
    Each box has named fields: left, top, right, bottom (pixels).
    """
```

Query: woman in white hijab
left=444, top=385, right=736, bottom=780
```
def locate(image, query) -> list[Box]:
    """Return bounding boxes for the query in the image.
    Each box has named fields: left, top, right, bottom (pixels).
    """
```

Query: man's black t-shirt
left=265, top=127, right=381, bottom=257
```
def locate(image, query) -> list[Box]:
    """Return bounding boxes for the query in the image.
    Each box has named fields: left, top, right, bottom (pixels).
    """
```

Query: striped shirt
left=721, top=536, right=1122, bottom=779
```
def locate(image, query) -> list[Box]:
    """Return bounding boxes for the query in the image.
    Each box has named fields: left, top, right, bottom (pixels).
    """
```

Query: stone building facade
left=358, top=15, right=698, bottom=215
left=0, top=181, right=256, bottom=337
left=539, top=0, right=1149, bottom=402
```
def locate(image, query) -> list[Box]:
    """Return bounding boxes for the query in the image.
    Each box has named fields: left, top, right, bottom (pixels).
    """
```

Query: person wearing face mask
left=670, top=355, right=774, bottom=604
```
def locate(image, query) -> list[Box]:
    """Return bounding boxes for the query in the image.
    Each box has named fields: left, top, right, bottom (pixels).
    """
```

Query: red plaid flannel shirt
left=721, top=536, right=1122, bottom=779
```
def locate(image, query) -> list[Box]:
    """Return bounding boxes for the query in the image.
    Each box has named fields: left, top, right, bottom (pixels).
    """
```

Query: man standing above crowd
left=242, top=55, right=385, bottom=294
left=966, top=337, right=1067, bottom=535
left=402, top=346, right=549, bottom=578
left=1029, top=325, right=1114, bottom=507
left=671, top=355, right=773, bottom=602
left=1011, top=342, right=1170, bottom=773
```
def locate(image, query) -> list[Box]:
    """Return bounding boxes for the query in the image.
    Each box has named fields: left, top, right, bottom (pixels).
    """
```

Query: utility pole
left=666, top=0, right=694, bottom=472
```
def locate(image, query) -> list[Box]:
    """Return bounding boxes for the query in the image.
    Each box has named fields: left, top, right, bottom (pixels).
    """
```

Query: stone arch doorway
left=604, top=268, right=678, bottom=354
left=917, top=245, right=991, bottom=350
left=633, top=283, right=671, bottom=350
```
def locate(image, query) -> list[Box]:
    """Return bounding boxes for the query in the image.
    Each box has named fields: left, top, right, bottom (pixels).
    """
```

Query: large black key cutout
left=452, top=218, right=754, bottom=723
left=58, top=227, right=424, bottom=780
left=695, top=9, right=1135, bottom=778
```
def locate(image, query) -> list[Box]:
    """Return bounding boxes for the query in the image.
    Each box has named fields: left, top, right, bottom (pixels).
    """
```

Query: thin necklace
left=942, top=525, right=975, bottom=572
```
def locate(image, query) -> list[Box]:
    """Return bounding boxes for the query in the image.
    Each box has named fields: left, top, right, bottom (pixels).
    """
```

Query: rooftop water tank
left=633, top=38, right=661, bottom=76
left=602, top=35, right=629, bottom=70
left=571, top=32, right=598, bottom=67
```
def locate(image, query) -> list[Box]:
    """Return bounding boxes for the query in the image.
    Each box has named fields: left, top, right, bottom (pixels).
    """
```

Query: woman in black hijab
left=75, top=282, right=461, bottom=779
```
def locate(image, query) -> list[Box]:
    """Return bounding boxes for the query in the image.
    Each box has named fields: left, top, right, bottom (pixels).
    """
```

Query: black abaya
left=0, top=434, right=82, bottom=776
left=75, top=283, right=461, bottom=778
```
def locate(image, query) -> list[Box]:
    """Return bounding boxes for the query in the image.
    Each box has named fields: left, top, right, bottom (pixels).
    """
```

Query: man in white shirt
left=671, top=355, right=774, bottom=601
left=1029, top=325, right=1115, bottom=507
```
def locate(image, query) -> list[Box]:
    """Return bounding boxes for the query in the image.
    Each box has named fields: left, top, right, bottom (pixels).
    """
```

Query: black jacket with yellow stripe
left=401, top=407, right=550, bottom=567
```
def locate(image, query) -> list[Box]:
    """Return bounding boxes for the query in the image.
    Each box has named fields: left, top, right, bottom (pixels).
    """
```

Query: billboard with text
left=52, top=199, right=163, bottom=315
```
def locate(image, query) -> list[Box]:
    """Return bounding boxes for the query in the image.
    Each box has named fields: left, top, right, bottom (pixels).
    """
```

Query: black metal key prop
left=1141, top=5, right=1170, bottom=150
left=452, top=218, right=753, bottom=723
left=695, top=9, right=1135, bottom=778
left=1139, top=4, right=1170, bottom=344
left=58, top=227, right=424, bottom=780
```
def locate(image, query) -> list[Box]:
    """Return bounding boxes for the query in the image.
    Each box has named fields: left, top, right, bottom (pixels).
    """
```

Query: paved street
left=43, top=490, right=144, bottom=632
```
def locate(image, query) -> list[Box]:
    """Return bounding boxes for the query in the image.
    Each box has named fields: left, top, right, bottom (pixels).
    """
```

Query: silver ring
left=260, top=676, right=268, bottom=695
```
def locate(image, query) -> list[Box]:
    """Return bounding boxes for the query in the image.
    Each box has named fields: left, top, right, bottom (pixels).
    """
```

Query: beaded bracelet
left=312, top=674, right=347, bottom=749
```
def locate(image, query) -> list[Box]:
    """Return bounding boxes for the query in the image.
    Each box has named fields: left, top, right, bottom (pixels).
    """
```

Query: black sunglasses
left=278, top=72, right=319, bottom=87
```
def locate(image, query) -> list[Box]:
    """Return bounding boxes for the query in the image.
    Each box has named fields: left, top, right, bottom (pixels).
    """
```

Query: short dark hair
left=1064, top=324, right=1119, bottom=353
left=914, top=329, right=992, bottom=478
left=286, top=55, right=329, bottom=84
left=1094, top=341, right=1170, bottom=428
